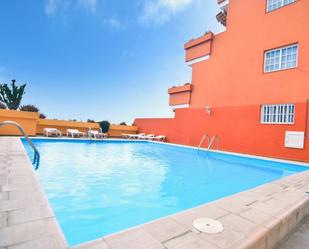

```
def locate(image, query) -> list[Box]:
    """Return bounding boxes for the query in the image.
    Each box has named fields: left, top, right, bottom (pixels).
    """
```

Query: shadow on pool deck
left=277, top=217, right=309, bottom=249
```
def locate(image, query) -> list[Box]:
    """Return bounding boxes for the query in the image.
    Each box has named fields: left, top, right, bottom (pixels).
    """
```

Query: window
left=261, top=104, right=295, bottom=124
left=267, top=0, right=296, bottom=12
left=264, top=44, right=298, bottom=73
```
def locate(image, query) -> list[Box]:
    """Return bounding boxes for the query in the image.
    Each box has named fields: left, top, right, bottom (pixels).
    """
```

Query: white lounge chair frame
left=127, top=133, right=145, bottom=139
left=139, top=134, right=155, bottom=140
left=43, top=128, right=62, bottom=137
left=88, top=130, right=108, bottom=139
left=66, top=129, right=85, bottom=138
left=153, top=135, right=166, bottom=142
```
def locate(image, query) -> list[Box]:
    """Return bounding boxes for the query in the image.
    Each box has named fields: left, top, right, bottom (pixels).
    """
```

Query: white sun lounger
left=139, top=134, right=155, bottom=140
left=88, top=130, right=108, bottom=139
left=121, top=133, right=131, bottom=138
left=66, top=129, right=85, bottom=138
left=127, top=133, right=145, bottom=139
left=153, top=135, right=166, bottom=142
left=43, top=128, right=62, bottom=137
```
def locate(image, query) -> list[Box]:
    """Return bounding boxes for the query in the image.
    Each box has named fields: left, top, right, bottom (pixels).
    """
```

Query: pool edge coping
left=0, top=137, right=69, bottom=248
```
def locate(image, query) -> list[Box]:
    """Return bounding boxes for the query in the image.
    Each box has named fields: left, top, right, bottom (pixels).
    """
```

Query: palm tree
left=0, top=79, right=26, bottom=110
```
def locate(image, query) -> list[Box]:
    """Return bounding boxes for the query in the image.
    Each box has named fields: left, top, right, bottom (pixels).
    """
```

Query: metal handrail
left=198, top=134, right=211, bottom=151
left=0, top=121, right=40, bottom=169
left=207, top=135, right=220, bottom=151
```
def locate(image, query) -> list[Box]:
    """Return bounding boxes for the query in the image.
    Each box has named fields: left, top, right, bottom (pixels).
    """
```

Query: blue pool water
left=22, top=139, right=308, bottom=246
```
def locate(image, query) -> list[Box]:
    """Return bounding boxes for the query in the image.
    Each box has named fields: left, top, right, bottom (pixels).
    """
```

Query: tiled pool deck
left=0, top=137, right=308, bottom=249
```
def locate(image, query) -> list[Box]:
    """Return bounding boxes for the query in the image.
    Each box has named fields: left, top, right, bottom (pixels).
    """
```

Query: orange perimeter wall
left=36, top=119, right=100, bottom=135
left=0, top=110, right=137, bottom=137
left=135, top=102, right=309, bottom=162
left=108, top=125, right=138, bottom=137
left=0, top=110, right=39, bottom=136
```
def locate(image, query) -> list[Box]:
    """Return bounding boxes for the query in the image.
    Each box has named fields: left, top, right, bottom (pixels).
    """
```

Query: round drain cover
left=193, top=218, right=224, bottom=234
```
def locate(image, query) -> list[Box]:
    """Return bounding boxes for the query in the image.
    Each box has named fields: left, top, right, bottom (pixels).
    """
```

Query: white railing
left=207, top=135, right=220, bottom=151
left=198, top=134, right=211, bottom=151
left=0, top=121, right=40, bottom=169
left=198, top=134, right=220, bottom=152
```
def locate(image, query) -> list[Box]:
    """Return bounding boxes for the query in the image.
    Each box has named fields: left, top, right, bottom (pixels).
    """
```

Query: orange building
left=135, top=0, right=309, bottom=162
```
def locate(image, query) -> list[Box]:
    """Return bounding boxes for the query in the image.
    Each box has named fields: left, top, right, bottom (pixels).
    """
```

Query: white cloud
left=45, top=0, right=69, bottom=16
left=77, top=0, right=97, bottom=13
left=104, top=17, right=123, bottom=30
left=141, top=0, right=194, bottom=25
left=45, top=0, right=97, bottom=16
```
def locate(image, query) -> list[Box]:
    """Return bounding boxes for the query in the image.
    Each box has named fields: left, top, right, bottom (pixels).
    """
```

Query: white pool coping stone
left=0, top=137, right=308, bottom=249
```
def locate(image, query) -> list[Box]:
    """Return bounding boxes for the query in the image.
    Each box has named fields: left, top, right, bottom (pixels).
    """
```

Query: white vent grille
left=285, top=131, right=305, bottom=149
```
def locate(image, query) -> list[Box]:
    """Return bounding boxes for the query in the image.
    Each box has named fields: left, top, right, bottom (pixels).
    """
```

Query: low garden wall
left=0, top=109, right=39, bottom=136
left=108, top=124, right=138, bottom=137
left=36, top=119, right=100, bottom=135
left=0, top=110, right=137, bottom=137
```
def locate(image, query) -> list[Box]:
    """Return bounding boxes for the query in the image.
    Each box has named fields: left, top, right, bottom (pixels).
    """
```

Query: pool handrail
left=207, top=135, right=220, bottom=151
left=0, top=120, right=40, bottom=169
left=198, top=134, right=211, bottom=151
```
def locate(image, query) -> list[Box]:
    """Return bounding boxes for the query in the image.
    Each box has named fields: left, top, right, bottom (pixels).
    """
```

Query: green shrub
left=39, top=113, right=46, bottom=119
left=20, top=104, right=39, bottom=112
left=87, top=119, right=96, bottom=123
left=99, top=120, right=110, bottom=133
left=0, top=79, right=26, bottom=110
left=119, top=122, right=127, bottom=126
left=0, top=102, right=6, bottom=109
left=20, top=104, right=46, bottom=119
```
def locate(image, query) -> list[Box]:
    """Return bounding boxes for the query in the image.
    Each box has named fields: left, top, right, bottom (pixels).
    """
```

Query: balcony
left=216, top=11, right=227, bottom=27
left=184, top=32, right=213, bottom=66
left=168, top=84, right=192, bottom=109
left=216, top=0, right=228, bottom=27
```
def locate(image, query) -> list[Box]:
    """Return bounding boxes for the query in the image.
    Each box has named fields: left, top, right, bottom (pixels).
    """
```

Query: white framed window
left=261, top=104, right=295, bottom=124
left=267, top=0, right=296, bottom=12
left=264, top=44, right=298, bottom=73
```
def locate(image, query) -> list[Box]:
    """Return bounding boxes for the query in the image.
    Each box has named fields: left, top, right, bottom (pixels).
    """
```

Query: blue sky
left=0, top=0, right=222, bottom=123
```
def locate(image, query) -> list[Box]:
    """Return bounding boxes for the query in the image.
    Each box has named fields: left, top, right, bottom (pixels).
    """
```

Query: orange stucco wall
left=190, top=0, right=309, bottom=108
left=108, top=125, right=138, bottom=137
left=134, top=0, right=309, bottom=162
left=0, top=110, right=39, bottom=136
left=37, top=120, right=138, bottom=137
left=135, top=102, right=309, bottom=162
left=168, top=84, right=192, bottom=106
left=185, top=33, right=213, bottom=62
left=36, top=119, right=101, bottom=135
left=0, top=112, right=138, bottom=137
left=169, top=92, right=191, bottom=106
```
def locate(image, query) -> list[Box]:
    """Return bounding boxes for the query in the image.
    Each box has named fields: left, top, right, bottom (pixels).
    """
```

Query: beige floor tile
left=71, top=239, right=110, bottom=249
left=8, top=204, right=54, bottom=225
left=172, top=204, right=228, bottom=229
left=7, top=234, right=67, bottom=249
left=142, top=217, right=189, bottom=242
left=0, top=218, right=59, bottom=247
left=200, top=225, right=244, bottom=249
left=218, top=213, right=257, bottom=235
left=239, top=208, right=274, bottom=226
left=105, top=228, right=164, bottom=249
left=214, top=199, right=250, bottom=214
left=164, top=232, right=219, bottom=249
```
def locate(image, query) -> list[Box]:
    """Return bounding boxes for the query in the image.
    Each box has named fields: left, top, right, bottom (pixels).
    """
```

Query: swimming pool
left=22, top=139, right=308, bottom=246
